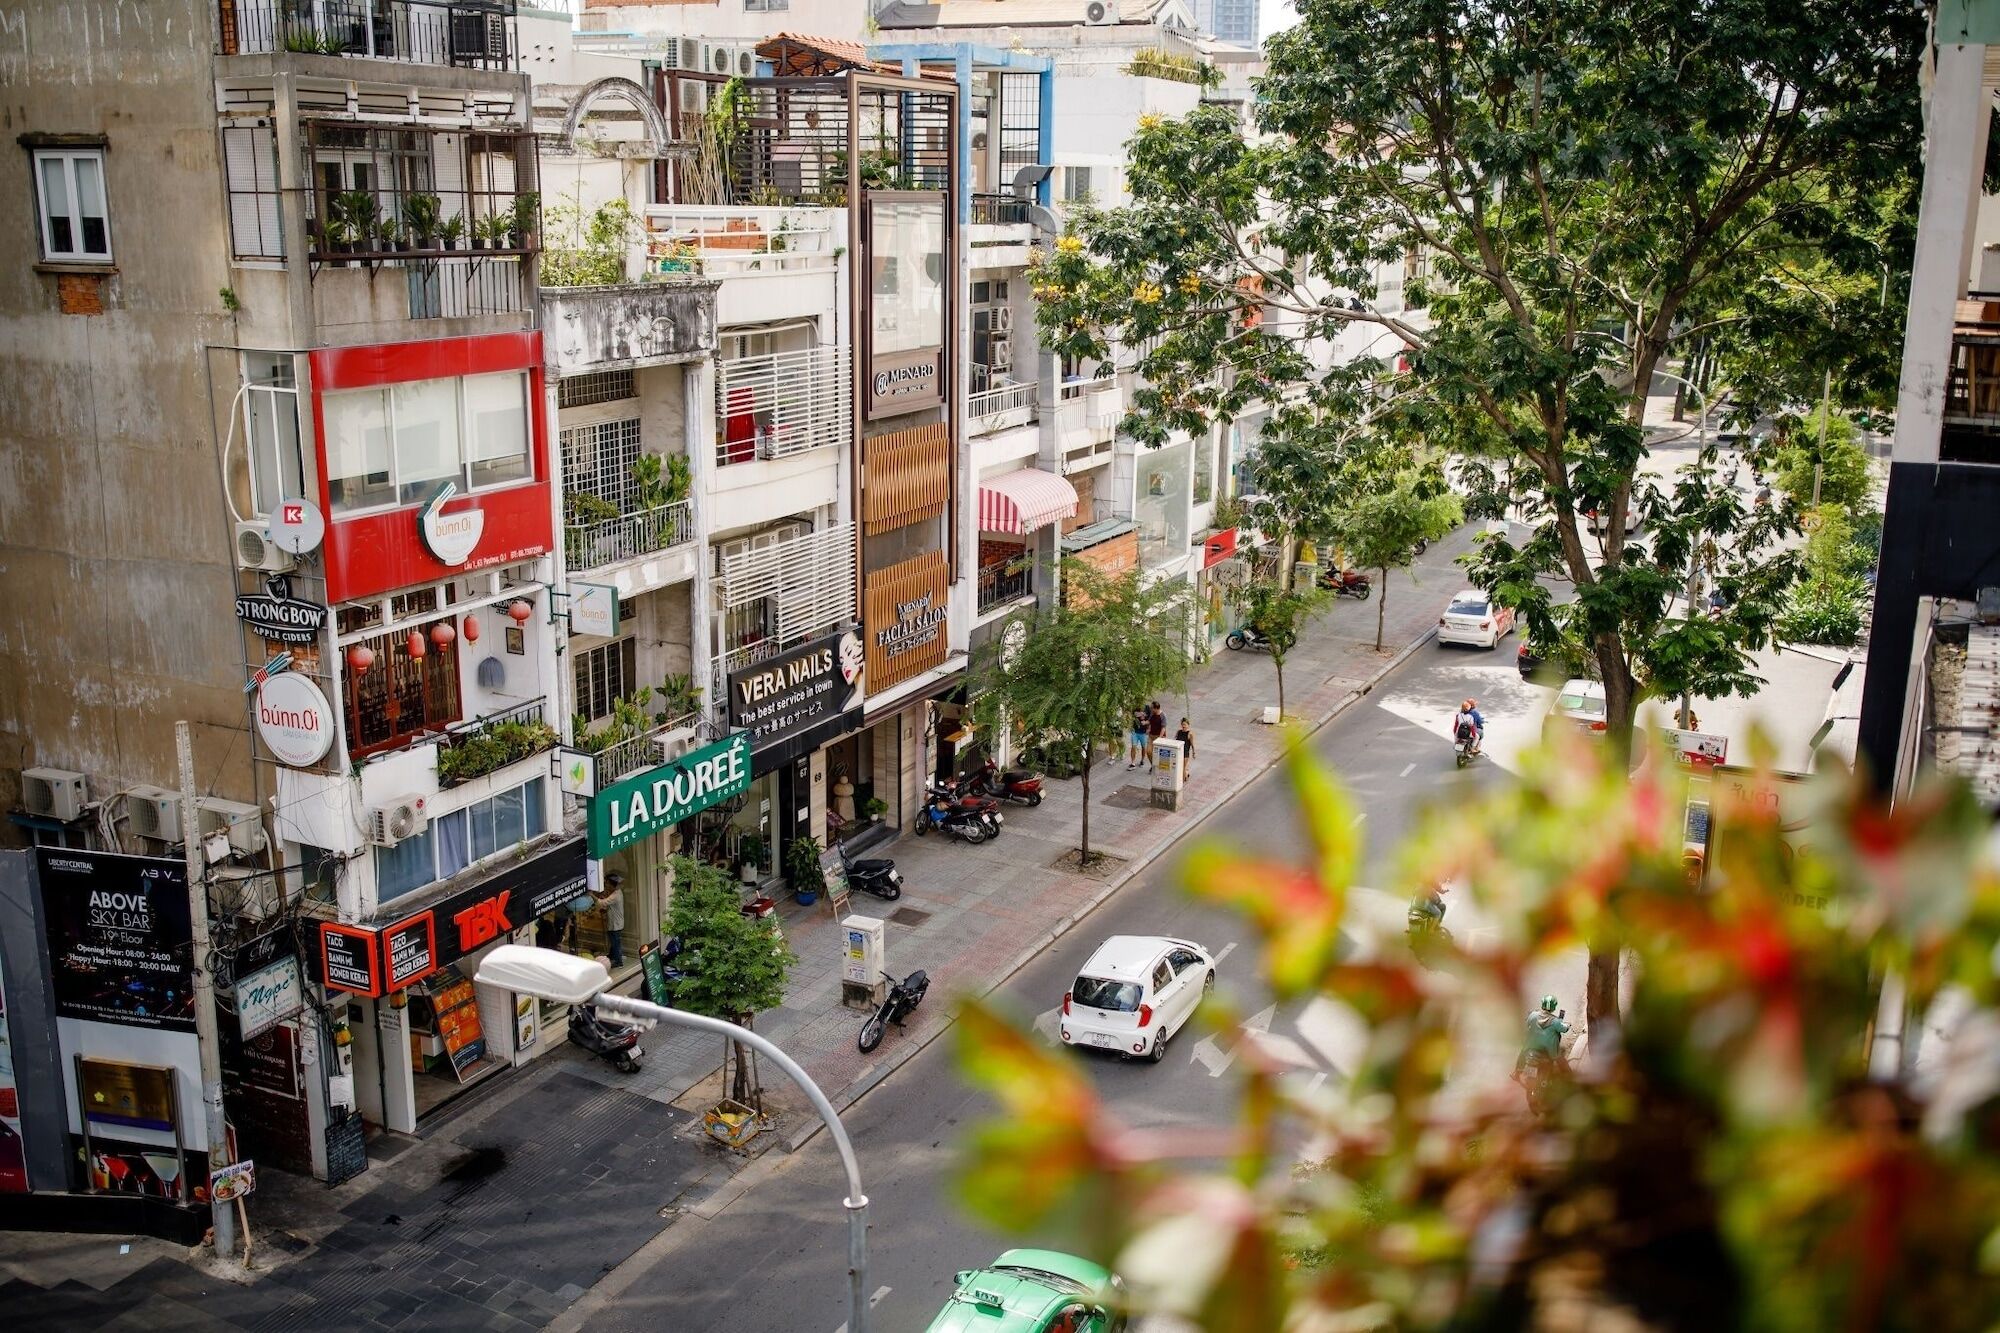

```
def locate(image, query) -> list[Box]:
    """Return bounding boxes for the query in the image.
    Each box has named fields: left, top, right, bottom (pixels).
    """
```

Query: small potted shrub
left=736, top=834, right=767, bottom=884
left=479, top=213, right=513, bottom=250
left=509, top=191, right=540, bottom=249
left=786, top=836, right=826, bottom=906
left=438, top=214, right=465, bottom=251
left=862, top=797, right=888, bottom=825
left=401, top=193, right=441, bottom=249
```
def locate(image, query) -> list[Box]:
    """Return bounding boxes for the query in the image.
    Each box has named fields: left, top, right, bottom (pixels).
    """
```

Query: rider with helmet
left=1452, top=698, right=1486, bottom=754
left=1516, top=994, right=1570, bottom=1087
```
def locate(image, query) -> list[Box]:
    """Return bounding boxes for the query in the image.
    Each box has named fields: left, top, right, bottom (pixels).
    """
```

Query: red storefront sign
left=309, top=332, right=552, bottom=603
left=1202, top=528, right=1239, bottom=567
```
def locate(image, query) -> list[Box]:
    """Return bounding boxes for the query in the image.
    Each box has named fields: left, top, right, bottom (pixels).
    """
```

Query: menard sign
left=586, top=731, right=752, bottom=858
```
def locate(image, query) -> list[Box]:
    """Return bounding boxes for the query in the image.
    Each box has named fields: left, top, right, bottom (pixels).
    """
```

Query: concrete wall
left=0, top=0, right=256, bottom=835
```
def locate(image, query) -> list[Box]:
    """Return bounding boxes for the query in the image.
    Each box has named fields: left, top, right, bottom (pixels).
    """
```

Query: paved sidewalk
left=562, top=527, right=1479, bottom=1143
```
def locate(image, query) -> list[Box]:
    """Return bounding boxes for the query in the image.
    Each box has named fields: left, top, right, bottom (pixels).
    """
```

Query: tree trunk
left=1274, top=655, right=1286, bottom=721
left=1375, top=567, right=1389, bottom=651
left=1584, top=648, right=1643, bottom=1034
left=1079, top=737, right=1093, bottom=865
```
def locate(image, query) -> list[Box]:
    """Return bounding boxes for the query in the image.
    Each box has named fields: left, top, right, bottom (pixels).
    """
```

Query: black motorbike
left=858, top=969, right=930, bottom=1053
left=915, top=796, right=990, bottom=842
left=931, top=778, right=1005, bottom=835
left=568, top=1002, right=644, bottom=1073
left=1406, top=892, right=1452, bottom=958
left=838, top=843, right=903, bottom=900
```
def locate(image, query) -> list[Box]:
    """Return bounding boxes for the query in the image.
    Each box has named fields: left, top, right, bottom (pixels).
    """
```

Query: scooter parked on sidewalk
left=837, top=842, right=903, bottom=900
left=568, top=1002, right=644, bottom=1073
left=967, top=757, right=1044, bottom=807
left=858, top=968, right=930, bottom=1053
left=1225, top=624, right=1274, bottom=652
left=915, top=796, right=990, bottom=843
left=928, top=780, right=1004, bottom=837
left=1321, top=567, right=1373, bottom=600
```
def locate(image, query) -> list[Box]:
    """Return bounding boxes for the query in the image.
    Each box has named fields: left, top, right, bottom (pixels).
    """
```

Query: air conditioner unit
left=990, top=335, right=1013, bottom=370
left=1085, top=0, right=1120, bottom=24
left=196, top=796, right=268, bottom=857
left=704, top=42, right=736, bottom=75
left=22, top=767, right=89, bottom=822
left=971, top=130, right=989, bottom=152
left=678, top=37, right=700, bottom=70
left=235, top=521, right=295, bottom=573
left=126, top=785, right=183, bottom=842
left=737, top=49, right=756, bottom=78
left=993, top=306, right=1013, bottom=332
left=680, top=80, right=706, bottom=115
left=368, top=796, right=430, bottom=848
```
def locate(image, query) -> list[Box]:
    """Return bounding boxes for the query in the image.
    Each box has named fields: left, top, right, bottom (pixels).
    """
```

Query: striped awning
left=978, top=468, right=1079, bottom=535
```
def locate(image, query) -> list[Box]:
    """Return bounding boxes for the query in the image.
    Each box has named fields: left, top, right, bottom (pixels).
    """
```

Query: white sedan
left=1060, top=935, right=1215, bottom=1063
left=1437, top=589, right=1516, bottom=650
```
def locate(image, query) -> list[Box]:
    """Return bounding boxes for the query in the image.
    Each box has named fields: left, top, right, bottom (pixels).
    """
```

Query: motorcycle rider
left=1452, top=698, right=1486, bottom=754
left=1515, top=995, right=1569, bottom=1083
left=1408, top=881, right=1448, bottom=931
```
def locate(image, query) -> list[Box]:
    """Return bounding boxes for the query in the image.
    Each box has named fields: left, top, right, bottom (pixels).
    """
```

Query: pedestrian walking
left=1175, top=717, right=1195, bottom=777
left=1127, top=703, right=1149, bottom=768
left=596, top=871, right=627, bottom=967
left=1146, top=701, right=1166, bottom=763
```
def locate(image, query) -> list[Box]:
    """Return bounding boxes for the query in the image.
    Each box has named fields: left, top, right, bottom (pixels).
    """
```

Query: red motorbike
left=966, top=758, right=1044, bottom=807
left=1319, top=567, right=1372, bottom=600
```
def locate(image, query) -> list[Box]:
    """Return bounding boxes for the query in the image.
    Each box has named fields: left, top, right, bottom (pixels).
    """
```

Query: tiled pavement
left=0, top=528, right=1472, bottom=1326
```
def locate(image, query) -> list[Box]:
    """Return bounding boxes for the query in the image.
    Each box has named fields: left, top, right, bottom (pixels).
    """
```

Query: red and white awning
left=978, top=468, right=1078, bottom=535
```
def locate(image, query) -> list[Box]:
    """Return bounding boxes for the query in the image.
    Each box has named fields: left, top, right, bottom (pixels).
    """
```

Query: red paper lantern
left=507, top=599, right=534, bottom=624
left=346, top=644, right=376, bottom=675
left=430, top=622, right=457, bottom=649
left=406, top=629, right=426, bottom=659
left=462, top=614, right=480, bottom=644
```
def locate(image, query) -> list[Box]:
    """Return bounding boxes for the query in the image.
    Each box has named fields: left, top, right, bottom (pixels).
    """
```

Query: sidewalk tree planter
left=969, top=559, right=1192, bottom=867
left=663, top=856, right=795, bottom=1108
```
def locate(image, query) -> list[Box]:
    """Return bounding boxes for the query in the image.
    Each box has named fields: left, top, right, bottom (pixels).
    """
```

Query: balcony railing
left=1059, top=373, right=1116, bottom=403
left=644, top=207, right=838, bottom=277
left=970, top=193, right=1031, bottom=226
left=436, top=700, right=552, bottom=787
left=594, top=713, right=700, bottom=785
left=977, top=558, right=1035, bottom=614
left=565, top=499, right=693, bottom=572
left=221, top=0, right=515, bottom=69
left=968, top=380, right=1038, bottom=421
left=716, top=345, right=851, bottom=468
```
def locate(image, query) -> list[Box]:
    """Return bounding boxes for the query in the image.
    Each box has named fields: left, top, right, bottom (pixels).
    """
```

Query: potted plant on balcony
left=375, top=217, right=408, bottom=253
left=330, top=191, right=378, bottom=255
left=401, top=193, right=442, bottom=250
left=437, top=213, right=465, bottom=251
left=509, top=191, right=540, bottom=249
left=785, top=836, right=826, bottom=906
left=735, top=834, right=767, bottom=885
left=654, top=673, right=702, bottom=725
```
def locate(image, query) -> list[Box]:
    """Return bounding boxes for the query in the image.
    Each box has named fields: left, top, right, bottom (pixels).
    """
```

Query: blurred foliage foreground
left=952, top=735, right=2000, bottom=1332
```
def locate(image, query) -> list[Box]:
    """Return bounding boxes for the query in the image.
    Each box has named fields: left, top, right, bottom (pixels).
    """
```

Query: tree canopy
left=1328, top=456, right=1464, bottom=649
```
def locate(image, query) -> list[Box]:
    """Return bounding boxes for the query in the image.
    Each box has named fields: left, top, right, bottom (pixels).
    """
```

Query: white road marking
left=1190, top=1003, right=1275, bottom=1077
left=1032, top=1006, right=1062, bottom=1044
left=833, top=1288, right=892, bottom=1333
left=1399, top=762, right=1416, bottom=777
left=1212, top=941, right=1238, bottom=967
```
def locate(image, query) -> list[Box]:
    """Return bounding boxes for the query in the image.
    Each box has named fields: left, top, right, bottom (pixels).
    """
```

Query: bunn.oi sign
left=587, top=732, right=752, bottom=859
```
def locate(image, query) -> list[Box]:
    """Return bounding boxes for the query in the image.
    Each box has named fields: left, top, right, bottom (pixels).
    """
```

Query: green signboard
left=587, top=731, right=752, bottom=859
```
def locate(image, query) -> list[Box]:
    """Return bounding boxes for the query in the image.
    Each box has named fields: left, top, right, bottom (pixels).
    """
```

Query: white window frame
left=242, top=351, right=305, bottom=519
left=32, top=147, right=112, bottom=264
left=322, top=371, right=535, bottom=517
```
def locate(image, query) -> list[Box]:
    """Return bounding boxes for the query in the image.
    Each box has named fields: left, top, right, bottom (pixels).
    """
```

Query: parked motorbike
left=837, top=842, right=903, bottom=901
left=967, top=757, right=1045, bottom=807
left=568, top=1002, right=644, bottom=1074
left=1225, top=625, right=1274, bottom=652
left=928, top=780, right=1004, bottom=836
left=1322, top=568, right=1373, bottom=600
left=915, top=796, right=990, bottom=843
left=1516, top=1049, right=1568, bottom=1117
left=858, top=968, right=931, bottom=1053
left=1453, top=719, right=1483, bottom=769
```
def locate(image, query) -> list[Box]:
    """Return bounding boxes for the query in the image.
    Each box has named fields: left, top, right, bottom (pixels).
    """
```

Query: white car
left=1586, top=506, right=1644, bottom=536
left=1543, top=677, right=1609, bottom=739
left=1437, top=589, right=1516, bottom=650
left=1061, top=935, right=1215, bottom=1063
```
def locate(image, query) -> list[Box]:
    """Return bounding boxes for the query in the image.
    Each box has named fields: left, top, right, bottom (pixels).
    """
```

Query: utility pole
left=177, top=721, right=238, bottom=1260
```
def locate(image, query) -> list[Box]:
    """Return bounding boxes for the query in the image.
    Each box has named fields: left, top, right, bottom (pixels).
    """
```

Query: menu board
left=320, top=925, right=381, bottom=997
left=639, top=943, right=671, bottom=1008
left=423, top=968, right=487, bottom=1081
left=383, top=912, right=437, bottom=990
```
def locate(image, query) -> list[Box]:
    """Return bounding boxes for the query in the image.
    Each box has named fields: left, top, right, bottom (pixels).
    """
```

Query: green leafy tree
left=1773, top=413, right=1876, bottom=512
left=1776, top=505, right=1867, bottom=647
left=1027, top=0, right=1920, bottom=1027
left=970, top=560, right=1192, bottom=865
left=953, top=740, right=2000, bottom=1330
left=1238, top=579, right=1330, bottom=721
left=1329, top=461, right=1463, bottom=651
left=664, top=856, right=795, bottom=1103
left=539, top=192, right=639, bottom=287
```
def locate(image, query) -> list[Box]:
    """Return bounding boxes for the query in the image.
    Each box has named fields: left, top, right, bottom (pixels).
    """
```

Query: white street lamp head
left=476, top=944, right=608, bottom=1005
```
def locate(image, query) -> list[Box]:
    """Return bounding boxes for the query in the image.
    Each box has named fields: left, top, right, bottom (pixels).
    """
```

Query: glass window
left=323, top=388, right=394, bottom=513
left=1071, top=976, right=1140, bottom=1011
left=33, top=148, right=112, bottom=263
left=573, top=638, right=636, bottom=722
left=471, top=784, right=527, bottom=861
left=243, top=353, right=302, bottom=517
left=1063, top=166, right=1093, bottom=204
left=523, top=778, right=546, bottom=839
left=464, top=371, right=530, bottom=490
left=1152, top=961, right=1174, bottom=992
left=391, top=377, right=462, bottom=504
left=433, top=808, right=470, bottom=880
left=376, top=826, right=435, bottom=901
left=1447, top=597, right=1490, bottom=616
left=869, top=198, right=945, bottom=356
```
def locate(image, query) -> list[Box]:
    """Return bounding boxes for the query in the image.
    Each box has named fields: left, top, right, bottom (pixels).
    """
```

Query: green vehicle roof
left=922, top=1250, right=1118, bottom=1332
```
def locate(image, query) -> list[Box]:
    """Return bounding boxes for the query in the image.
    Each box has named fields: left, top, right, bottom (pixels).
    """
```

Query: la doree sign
left=587, top=732, right=751, bottom=858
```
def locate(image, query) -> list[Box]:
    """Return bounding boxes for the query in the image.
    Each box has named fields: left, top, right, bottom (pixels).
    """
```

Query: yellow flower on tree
left=1134, top=281, right=1164, bottom=305
left=1056, top=234, right=1085, bottom=256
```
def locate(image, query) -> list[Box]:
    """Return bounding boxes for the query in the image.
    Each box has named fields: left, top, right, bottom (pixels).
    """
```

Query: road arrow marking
left=1295, top=995, right=1367, bottom=1080
left=833, top=1287, right=892, bottom=1333
left=1212, top=941, right=1238, bottom=967
left=1033, top=1006, right=1062, bottom=1044
left=1189, top=1003, right=1275, bottom=1077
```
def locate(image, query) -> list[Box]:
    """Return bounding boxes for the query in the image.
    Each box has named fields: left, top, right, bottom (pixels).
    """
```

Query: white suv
left=1060, top=935, right=1215, bottom=1063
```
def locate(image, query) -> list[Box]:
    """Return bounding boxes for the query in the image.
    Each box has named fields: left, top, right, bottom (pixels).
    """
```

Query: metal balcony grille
left=558, top=370, right=636, bottom=409
left=715, top=345, right=851, bottom=467
left=220, top=0, right=516, bottom=70
left=717, top=521, right=856, bottom=643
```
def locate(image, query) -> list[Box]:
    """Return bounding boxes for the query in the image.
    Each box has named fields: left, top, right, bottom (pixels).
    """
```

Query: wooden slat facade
left=861, top=423, right=951, bottom=536
left=863, top=549, right=951, bottom=691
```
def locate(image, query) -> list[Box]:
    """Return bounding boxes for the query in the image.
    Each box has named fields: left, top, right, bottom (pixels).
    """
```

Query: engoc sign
left=256, top=672, right=334, bottom=767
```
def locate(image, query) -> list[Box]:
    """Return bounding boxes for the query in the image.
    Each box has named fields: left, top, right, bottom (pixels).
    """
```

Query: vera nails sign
left=588, top=732, right=752, bottom=858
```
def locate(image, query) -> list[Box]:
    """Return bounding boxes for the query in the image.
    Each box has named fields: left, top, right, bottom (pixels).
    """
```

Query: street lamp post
left=476, top=947, right=872, bottom=1333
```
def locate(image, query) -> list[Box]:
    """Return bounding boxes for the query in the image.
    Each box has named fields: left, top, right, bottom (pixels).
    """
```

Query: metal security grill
left=715, top=345, right=851, bottom=466
left=717, top=521, right=856, bottom=642
left=560, top=418, right=643, bottom=512
left=999, top=73, right=1042, bottom=178
left=558, top=369, right=636, bottom=409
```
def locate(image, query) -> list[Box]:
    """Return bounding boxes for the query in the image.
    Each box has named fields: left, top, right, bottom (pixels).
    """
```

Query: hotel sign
left=587, top=731, right=752, bottom=858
